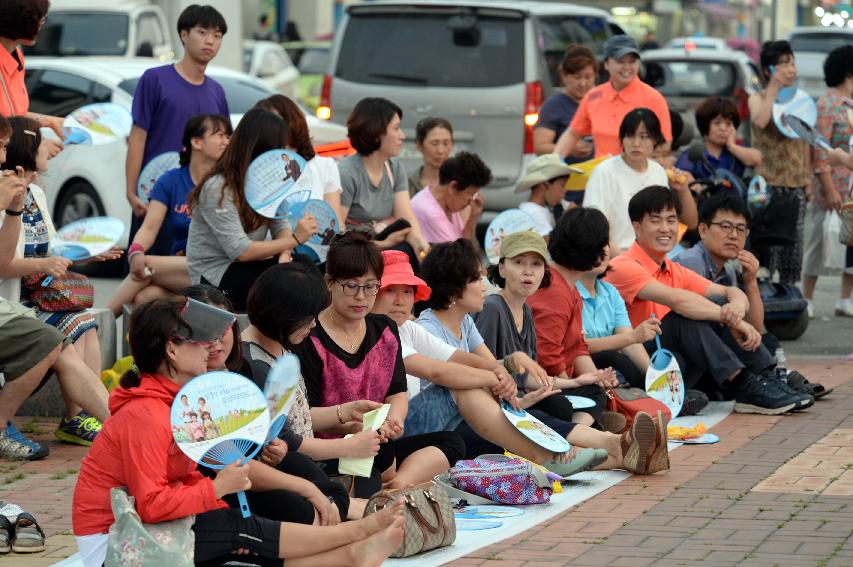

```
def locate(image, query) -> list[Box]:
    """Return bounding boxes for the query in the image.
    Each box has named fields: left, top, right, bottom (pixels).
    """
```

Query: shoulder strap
left=384, top=160, right=395, bottom=187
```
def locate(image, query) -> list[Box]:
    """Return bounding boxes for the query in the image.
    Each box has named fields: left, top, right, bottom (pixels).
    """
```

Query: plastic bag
left=823, top=211, right=845, bottom=270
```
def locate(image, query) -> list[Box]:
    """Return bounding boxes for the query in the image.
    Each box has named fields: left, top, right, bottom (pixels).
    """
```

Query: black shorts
left=193, top=508, right=281, bottom=566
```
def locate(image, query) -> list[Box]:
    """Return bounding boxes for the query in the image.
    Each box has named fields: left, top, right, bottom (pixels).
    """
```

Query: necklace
left=327, top=310, right=362, bottom=352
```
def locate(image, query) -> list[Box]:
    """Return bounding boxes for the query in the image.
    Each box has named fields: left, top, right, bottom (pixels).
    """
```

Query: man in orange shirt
left=0, top=1, right=65, bottom=154
left=605, top=186, right=812, bottom=415
left=554, top=35, right=672, bottom=160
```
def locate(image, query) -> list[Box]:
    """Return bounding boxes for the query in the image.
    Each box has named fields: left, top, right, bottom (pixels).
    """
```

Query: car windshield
left=119, top=75, right=272, bottom=113
left=538, top=15, right=611, bottom=87
left=789, top=32, right=853, bottom=53
left=642, top=60, right=737, bottom=97
left=22, top=13, right=129, bottom=56
left=299, top=48, right=329, bottom=75
left=336, top=10, right=524, bottom=87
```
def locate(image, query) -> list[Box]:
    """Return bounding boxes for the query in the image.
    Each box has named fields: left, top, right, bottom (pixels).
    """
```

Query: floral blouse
left=812, top=88, right=853, bottom=208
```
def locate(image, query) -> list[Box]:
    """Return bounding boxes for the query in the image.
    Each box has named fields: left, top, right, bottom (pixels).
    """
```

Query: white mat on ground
left=52, top=402, right=734, bottom=567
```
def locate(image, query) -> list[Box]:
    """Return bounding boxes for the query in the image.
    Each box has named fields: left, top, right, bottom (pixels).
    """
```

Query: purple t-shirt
left=132, top=65, right=229, bottom=167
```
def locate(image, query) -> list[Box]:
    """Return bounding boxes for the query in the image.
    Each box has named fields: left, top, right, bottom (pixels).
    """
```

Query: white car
left=786, top=27, right=853, bottom=99
left=243, top=40, right=300, bottom=99
left=665, top=36, right=729, bottom=51
left=23, top=57, right=347, bottom=244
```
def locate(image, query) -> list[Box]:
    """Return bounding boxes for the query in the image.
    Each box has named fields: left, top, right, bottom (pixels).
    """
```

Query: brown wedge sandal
left=646, top=410, right=670, bottom=474
left=620, top=411, right=657, bottom=474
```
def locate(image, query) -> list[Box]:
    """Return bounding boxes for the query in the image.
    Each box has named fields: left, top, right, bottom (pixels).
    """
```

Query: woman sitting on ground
left=373, top=249, right=643, bottom=475
left=72, top=297, right=405, bottom=567
left=107, top=115, right=232, bottom=317
left=293, top=232, right=464, bottom=496
left=338, top=98, right=429, bottom=267
left=240, top=262, right=385, bottom=518
left=0, top=116, right=119, bottom=446
left=180, top=283, right=349, bottom=526
left=186, top=109, right=317, bottom=311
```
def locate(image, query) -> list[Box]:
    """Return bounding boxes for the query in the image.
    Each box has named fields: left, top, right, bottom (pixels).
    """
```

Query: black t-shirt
left=294, top=313, right=407, bottom=408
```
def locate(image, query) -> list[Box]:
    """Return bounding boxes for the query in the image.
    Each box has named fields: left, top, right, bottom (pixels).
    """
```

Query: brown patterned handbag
left=363, top=481, right=456, bottom=558
left=839, top=201, right=853, bottom=246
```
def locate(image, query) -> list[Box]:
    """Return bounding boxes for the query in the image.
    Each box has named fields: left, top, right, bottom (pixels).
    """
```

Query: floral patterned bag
left=105, top=487, right=194, bottom=567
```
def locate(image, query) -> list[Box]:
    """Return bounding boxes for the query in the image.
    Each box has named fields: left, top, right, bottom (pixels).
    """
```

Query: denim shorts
left=404, top=384, right=463, bottom=436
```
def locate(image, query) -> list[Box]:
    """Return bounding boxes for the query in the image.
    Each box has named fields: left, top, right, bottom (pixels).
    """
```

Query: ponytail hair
left=179, top=114, right=233, bottom=167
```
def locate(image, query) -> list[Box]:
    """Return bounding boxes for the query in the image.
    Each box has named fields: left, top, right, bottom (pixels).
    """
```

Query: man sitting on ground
left=605, top=185, right=812, bottom=415
left=675, top=193, right=831, bottom=399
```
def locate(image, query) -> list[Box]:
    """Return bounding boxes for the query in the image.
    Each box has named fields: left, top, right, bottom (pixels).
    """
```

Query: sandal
left=785, top=371, right=832, bottom=400
left=620, top=412, right=656, bottom=475
left=0, top=515, right=11, bottom=554
left=11, top=512, right=45, bottom=553
left=646, top=410, right=670, bottom=475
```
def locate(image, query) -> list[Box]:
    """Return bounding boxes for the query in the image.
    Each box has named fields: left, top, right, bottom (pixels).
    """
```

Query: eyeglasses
left=337, top=281, right=381, bottom=297
left=709, top=221, right=749, bottom=236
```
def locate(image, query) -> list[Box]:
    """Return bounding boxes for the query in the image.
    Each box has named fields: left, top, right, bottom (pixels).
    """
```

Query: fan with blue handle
left=245, top=149, right=313, bottom=219
left=171, top=371, right=270, bottom=518
left=644, top=316, right=685, bottom=418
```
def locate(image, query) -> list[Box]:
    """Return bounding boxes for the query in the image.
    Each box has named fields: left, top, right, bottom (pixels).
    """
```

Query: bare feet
left=347, top=497, right=368, bottom=520
left=350, top=516, right=405, bottom=567
left=357, top=497, right=404, bottom=539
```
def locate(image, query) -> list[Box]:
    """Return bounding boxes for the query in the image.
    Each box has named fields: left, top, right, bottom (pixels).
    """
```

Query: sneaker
left=0, top=423, right=48, bottom=461
left=767, top=370, right=815, bottom=411
left=733, top=372, right=801, bottom=415
left=835, top=300, right=853, bottom=317
left=54, top=412, right=101, bottom=447
left=806, top=300, right=816, bottom=319
left=680, top=389, right=710, bottom=416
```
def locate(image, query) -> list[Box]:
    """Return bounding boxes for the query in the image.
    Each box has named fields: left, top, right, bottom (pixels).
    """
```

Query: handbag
left=839, top=200, right=853, bottom=247
left=105, top=487, right=194, bottom=567
left=21, top=271, right=94, bottom=312
left=363, top=480, right=455, bottom=558
left=448, top=454, right=553, bottom=505
left=606, top=388, right=671, bottom=434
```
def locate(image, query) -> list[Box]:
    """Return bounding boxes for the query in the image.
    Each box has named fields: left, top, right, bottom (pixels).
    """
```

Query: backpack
left=448, top=454, right=553, bottom=505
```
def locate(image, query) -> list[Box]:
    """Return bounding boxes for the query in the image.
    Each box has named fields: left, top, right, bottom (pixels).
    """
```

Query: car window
left=789, top=32, right=853, bottom=53
left=24, top=70, right=103, bottom=116
left=136, top=13, right=165, bottom=56
left=336, top=11, right=524, bottom=87
left=22, top=13, right=129, bottom=56
left=299, top=48, right=329, bottom=75
left=642, top=60, right=737, bottom=97
left=538, top=15, right=611, bottom=87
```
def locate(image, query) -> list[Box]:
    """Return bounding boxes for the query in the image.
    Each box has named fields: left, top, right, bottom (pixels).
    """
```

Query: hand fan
left=63, top=102, right=132, bottom=145
left=454, top=505, right=524, bottom=519
left=286, top=199, right=341, bottom=245
left=137, top=151, right=181, bottom=204
left=771, top=88, right=817, bottom=139
left=645, top=317, right=685, bottom=418
left=171, top=371, right=270, bottom=518
left=747, top=175, right=770, bottom=210
left=62, top=126, right=92, bottom=146
left=49, top=216, right=124, bottom=262
left=264, top=354, right=302, bottom=444
left=245, top=149, right=313, bottom=219
left=783, top=114, right=833, bottom=151
left=500, top=401, right=572, bottom=452
left=484, top=210, right=537, bottom=264
left=565, top=395, right=596, bottom=409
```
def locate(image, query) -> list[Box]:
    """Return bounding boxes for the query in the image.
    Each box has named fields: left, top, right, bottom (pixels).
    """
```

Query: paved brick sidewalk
left=0, top=358, right=849, bottom=566
left=450, top=359, right=853, bottom=567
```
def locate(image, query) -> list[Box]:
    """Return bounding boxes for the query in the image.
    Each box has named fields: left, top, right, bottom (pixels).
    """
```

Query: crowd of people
left=0, top=1, right=851, bottom=565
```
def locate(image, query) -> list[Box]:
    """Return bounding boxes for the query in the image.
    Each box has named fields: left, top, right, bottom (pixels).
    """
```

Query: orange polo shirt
left=0, top=46, right=29, bottom=117
left=569, top=76, right=672, bottom=159
left=605, top=242, right=711, bottom=326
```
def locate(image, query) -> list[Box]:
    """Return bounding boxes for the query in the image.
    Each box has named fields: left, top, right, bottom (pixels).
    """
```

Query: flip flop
left=786, top=371, right=832, bottom=400
left=11, top=512, right=45, bottom=553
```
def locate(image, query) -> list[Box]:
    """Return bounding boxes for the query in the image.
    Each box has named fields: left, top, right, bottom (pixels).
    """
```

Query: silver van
left=318, top=0, right=623, bottom=221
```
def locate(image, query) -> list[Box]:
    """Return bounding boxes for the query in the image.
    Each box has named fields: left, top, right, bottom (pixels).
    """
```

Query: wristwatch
left=4, top=208, right=23, bottom=216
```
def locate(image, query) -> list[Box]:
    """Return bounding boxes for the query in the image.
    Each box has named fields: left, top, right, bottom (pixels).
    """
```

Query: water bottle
left=774, top=348, right=786, bottom=365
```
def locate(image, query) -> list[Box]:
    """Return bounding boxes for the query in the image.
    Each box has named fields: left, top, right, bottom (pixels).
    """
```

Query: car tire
left=55, top=180, right=105, bottom=227
left=765, top=309, right=809, bottom=341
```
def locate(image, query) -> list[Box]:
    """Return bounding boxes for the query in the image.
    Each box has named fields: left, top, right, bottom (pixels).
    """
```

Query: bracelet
left=336, top=404, right=345, bottom=424
left=292, top=233, right=303, bottom=247
left=128, top=242, right=145, bottom=255
left=4, top=208, right=23, bottom=216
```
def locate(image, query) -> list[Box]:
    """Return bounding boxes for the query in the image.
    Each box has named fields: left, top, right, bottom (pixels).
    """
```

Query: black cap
left=604, top=35, right=641, bottom=60
left=172, top=298, right=236, bottom=343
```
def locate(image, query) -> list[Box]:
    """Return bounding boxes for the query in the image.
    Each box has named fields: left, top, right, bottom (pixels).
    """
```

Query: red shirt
left=605, top=242, right=712, bottom=326
left=73, top=373, right=226, bottom=536
left=528, top=266, right=590, bottom=377
left=569, top=76, right=672, bottom=159
left=0, top=47, right=29, bottom=116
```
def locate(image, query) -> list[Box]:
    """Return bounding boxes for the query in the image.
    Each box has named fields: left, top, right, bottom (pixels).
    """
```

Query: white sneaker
left=835, top=300, right=853, bottom=317
left=806, top=300, right=816, bottom=319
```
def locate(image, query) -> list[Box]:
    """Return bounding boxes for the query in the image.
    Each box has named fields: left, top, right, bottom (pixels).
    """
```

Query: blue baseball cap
left=604, top=35, right=641, bottom=60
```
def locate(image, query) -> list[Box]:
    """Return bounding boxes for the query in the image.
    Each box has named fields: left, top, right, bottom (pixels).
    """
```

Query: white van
left=319, top=0, right=624, bottom=220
